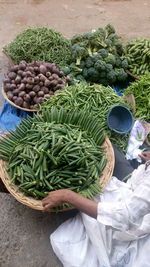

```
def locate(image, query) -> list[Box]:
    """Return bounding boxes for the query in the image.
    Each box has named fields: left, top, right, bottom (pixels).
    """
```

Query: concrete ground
left=0, top=0, right=150, bottom=266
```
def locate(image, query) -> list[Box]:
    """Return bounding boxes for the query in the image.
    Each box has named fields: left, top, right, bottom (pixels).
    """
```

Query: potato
left=39, top=82, right=44, bottom=87
left=58, top=78, right=64, bottom=84
left=14, top=97, right=23, bottom=107
left=55, top=84, right=65, bottom=90
left=22, top=77, right=27, bottom=84
left=44, top=94, right=50, bottom=99
left=51, top=73, right=59, bottom=80
left=18, top=83, right=25, bottom=91
left=26, top=83, right=33, bottom=89
left=13, top=96, right=17, bottom=101
left=25, top=71, right=32, bottom=77
left=13, top=89, right=19, bottom=96
left=46, top=72, right=51, bottom=78
left=3, top=78, right=11, bottom=84
left=41, top=87, right=49, bottom=94
left=38, top=91, right=44, bottom=97
left=59, top=71, right=64, bottom=77
left=17, top=70, right=24, bottom=77
left=8, top=72, right=17, bottom=80
left=34, top=67, right=39, bottom=73
left=33, top=96, right=38, bottom=103
left=29, top=91, right=36, bottom=98
left=33, top=85, right=40, bottom=92
left=27, top=77, right=34, bottom=84
left=36, top=97, right=43, bottom=104
left=4, top=83, right=11, bottom=91
left=24, top=94, right=31, bottom=102
left=49, top=80, right=58, bottom=87
left=39, top=74, right=46, bottom=82
left=34, top=77, right=40, bottom=83
left=18, top=91, right=26, bottom=97
left=49, top=91, right=54, bottom=95
left=22, top=101, right=30, bottom=109
left=19, top=63, right=26, bottom=71
left=39, top=65, right=47, bottom=75
left=15, top=75, right=22, bottom=84
left=10, top=84, right=17, bottom=91
left=28, top=67, right=34, bottom=73
left=7, top=91, right=13, bottom=100
left=44, top=79, right=51, bottom=87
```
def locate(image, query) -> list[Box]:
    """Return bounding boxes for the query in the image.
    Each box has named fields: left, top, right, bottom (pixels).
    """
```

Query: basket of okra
left=0, top=108, right=115, bottom=212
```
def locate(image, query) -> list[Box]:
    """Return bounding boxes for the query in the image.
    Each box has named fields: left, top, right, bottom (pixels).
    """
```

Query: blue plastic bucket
left=107, top=105, right=133, bottom=134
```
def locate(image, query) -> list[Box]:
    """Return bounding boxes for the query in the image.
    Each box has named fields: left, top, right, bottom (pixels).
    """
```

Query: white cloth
left=126, top=120, right=150, bottom=162
left=50, top=163, right=150, bottom=267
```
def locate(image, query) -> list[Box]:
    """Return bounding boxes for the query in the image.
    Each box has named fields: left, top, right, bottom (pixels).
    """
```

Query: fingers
left=43, top=203, right=53, bottom=211
left=139, top=154, right=146, bottom=161
left=42, top=198, right=51, bottom=207
left=139, top=151, right=150, bottom=162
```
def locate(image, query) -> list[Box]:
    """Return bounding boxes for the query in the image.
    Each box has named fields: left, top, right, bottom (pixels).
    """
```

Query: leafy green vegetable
left=66, top=25, right=129, bottom=85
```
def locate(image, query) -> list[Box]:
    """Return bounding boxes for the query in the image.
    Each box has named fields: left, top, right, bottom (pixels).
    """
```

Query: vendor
left=42, top=150, right=150, bottom=267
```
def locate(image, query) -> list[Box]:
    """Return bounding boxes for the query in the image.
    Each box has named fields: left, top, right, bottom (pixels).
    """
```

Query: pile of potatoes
left=3, top=61, right=68, bottom=110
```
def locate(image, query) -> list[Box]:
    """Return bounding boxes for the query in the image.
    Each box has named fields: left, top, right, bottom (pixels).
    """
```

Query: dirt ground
left=0, top=0, right=150, bottom=266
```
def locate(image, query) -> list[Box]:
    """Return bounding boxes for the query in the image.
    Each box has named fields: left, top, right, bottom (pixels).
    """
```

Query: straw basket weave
left=2, top=87, right=38, bottom=112
left=0, top=137, right=114, bottom=212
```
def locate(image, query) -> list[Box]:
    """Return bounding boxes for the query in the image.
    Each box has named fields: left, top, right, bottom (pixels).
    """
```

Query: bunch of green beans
left=0, top=109, right=106, bottom=200
left=41, top=83, right=130, bottom=152
left=4, top=27, right=72, bottom=66
left=124, top=74, right=150, bottom=123
left=125, top=38, right=150, bottom=76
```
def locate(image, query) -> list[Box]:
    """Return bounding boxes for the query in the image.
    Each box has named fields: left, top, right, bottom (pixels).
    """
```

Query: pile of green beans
left=124, top=74, right=150, bottom=123
left=41, top=83, right=130, bottom=152
left=4, top=27, right=72, bottom=66
left=125, top=38, right=150, bottom=76
left=0, top=109, right=106, bottom=200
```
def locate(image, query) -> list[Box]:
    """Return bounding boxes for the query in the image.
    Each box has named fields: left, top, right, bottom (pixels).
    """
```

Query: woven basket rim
left=2, top=86, right=38, bottom=112
left=0, top=137, right=114, bottom=212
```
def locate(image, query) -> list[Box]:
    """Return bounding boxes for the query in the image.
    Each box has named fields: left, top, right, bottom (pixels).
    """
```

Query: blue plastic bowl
left=107, top=105, right=133, bottom=134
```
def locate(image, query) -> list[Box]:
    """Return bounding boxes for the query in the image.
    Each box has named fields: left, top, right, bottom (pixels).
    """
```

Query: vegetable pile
left=125, top=38, right=150, bottom=76
left=61, top=24, right=128, bottom=85
left=124, top=74, right=150, bottom=123
left=4, top=27, right=72, bottom=66
left=41, top=83, right=130, bottom=151
left=0, top=109, right=106, bottom=201
left=3, top=61, right=67, bottom=110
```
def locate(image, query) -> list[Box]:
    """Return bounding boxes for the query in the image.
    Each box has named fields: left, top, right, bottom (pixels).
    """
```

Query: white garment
left=50, top=163, right=150, bottom=267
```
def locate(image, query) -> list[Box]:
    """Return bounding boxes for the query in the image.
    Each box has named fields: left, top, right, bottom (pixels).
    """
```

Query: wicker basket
left=0, top=137, right=114, bottom=212
left=2, top=87, right=38, bottom=112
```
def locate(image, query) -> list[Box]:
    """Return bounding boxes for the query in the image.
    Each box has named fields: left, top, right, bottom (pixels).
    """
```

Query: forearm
left=65, top=190, right=98, bottom=218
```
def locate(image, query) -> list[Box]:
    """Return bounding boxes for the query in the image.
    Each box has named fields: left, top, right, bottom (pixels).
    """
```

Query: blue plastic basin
left=107, top=105, right=133, bottom=134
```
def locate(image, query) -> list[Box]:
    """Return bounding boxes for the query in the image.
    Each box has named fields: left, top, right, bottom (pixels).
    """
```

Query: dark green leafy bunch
left=62, top=24, right=128, bottom=85
left=124, top=74, right=150, bottom=123
left=41, top=83, right=131, bottom=152
left=0, top=109, right=107, bottom=203
left=125, top=38, right=150, bottom=76
left=4, top=28, right=72, bottom=66
left=71, top=24, right=125, bottom=57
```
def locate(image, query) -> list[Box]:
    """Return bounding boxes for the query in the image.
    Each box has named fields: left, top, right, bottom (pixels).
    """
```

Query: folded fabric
left=0, top=101, right=32, bottom=134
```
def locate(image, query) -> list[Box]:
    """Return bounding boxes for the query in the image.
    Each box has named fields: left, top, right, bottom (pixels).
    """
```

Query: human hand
left=139, top=151, right=150, bottom=162
left=42, top=189, right=98, bottom=218
left=42, top=189, right=71, bottom=211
